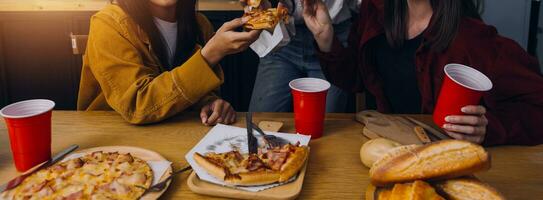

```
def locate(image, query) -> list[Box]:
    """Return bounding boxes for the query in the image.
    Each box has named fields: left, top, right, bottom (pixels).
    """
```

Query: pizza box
left=185, top=124, right=311, bottom=199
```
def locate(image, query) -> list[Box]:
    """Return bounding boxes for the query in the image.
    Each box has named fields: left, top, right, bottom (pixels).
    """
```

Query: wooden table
left=1, top=111, right=542, bottom=199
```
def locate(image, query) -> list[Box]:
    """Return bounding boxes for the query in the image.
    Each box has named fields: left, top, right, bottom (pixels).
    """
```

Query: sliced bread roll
left=370, top=140, right=490, bottom=186
left=366, top=180, right=444, bottom=200
left=433, top=177, right=506, bottom=200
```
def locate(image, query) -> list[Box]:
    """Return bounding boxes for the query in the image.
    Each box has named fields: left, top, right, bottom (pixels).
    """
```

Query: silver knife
left=404, top=116, right=452, bottom=140
left=0, top=144, right=79, bottom=192
left=246, top=112, right=258, bottom=154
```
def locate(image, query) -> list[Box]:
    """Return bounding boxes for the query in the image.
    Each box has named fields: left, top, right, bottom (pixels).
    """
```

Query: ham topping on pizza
left=245, top=154, right=267, bottom=171
left=195, top=142, right=308, bottom=186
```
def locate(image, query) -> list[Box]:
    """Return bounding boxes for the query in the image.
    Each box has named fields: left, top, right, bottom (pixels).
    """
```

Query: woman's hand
left=442, top=105, right=488, bottom=144
left=200, top=99, right=237, bottom=126
left=302, top=0, right=334, bottom=52
left=201, top=18, right=261, bottom=66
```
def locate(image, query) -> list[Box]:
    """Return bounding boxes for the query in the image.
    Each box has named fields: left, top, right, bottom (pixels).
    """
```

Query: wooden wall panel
left=0, top=20, right=8, bottom=108
left=70, top=12, right=95, bottom=108
left=0, top=12, right=76, bottom=109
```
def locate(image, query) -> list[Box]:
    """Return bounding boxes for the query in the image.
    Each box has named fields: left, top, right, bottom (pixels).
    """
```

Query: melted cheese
left=1, top=152, right=152, bottom=200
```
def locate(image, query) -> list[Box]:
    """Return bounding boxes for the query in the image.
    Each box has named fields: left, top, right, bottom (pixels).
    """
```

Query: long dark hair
left=384, top=0, right=483, bottom=52
left=117, top=0, right=201, bottom=69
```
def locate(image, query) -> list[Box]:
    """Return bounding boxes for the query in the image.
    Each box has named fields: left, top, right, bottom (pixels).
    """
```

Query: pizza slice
left=243, top=3, right=289, bottom=31
left=194, top=142, right=308, bottom=186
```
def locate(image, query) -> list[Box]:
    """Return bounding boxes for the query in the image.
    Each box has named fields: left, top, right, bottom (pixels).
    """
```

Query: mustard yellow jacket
left=77, top=5, right=223, bottom=124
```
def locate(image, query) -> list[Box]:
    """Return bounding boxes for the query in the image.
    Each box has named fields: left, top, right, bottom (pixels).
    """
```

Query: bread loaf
left=360, top=138, right=402, bottom=168
left=433, top=177, right=505, bottom=200
left=370, top=140, right=490, bottom=186
left=366, top=180, right=444, bottom=200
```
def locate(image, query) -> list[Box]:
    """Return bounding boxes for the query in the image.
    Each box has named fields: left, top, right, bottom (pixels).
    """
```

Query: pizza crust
left=194, top=152, right=227, bottom=180
left=194, top=144, right=309, bottom=186
left=279, top=146, right=308, bottom=182
left=225, top=170, right=281, bottom=186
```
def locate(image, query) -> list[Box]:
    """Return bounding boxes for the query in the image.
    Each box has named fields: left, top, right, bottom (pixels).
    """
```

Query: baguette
left=370, top=140, right=490, bottom=186
left=366, top=181, right=444, bottom=200
left=366, top=183, right=392, bottom=200
left=433, top=177, right=506, bottom=200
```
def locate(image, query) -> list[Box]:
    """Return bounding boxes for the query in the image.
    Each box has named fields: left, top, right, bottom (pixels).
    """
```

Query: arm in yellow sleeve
left=86, top=14, right=223, bottom=124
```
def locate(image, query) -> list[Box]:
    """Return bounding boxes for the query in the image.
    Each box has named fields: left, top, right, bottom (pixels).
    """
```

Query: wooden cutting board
left=356, top=110, right=425, bottom=145
left=187, top=158, right=308, bottom=200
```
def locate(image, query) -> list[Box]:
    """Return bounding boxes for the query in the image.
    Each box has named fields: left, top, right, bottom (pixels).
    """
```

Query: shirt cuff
left=170, top=49, right=223, bottom=103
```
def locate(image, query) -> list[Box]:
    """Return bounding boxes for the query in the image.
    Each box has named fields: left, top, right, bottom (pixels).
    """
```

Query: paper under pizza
left=1, top=151, right=153, bottom=200
left=243, top=3, right=289, bottom=31
left=193, top=142, right=308, bottom=186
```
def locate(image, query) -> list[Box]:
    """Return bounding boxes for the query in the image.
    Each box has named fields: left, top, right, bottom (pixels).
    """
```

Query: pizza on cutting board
left=1, top=151, right=153, bottom=200
left=194, top=142, right=308, bottom=186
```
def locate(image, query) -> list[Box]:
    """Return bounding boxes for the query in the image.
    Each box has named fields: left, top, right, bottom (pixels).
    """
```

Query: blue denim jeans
left=249, top=21, right=352, bottom=113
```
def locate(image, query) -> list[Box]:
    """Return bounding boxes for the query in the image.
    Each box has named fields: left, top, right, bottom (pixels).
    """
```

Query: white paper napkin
left=185, top=124, right=311, bottom=192
left=62, top=153, right=171, bottom=185
left=250, top=21, right=291, bottom=58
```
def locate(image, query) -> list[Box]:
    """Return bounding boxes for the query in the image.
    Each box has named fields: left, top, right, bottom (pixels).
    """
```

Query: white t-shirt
left=153, top=17, right=178, bottom=66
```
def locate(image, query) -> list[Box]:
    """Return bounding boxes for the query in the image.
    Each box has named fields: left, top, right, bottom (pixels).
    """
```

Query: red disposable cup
left=289, top=78, right=331, bottom=139
left=0, top=99, right=55, bottom=172
left=433, top=64, right=493, bottom=128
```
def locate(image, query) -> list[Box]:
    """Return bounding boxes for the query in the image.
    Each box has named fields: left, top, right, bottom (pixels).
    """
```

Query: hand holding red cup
left=433, top=64, right=492, bottom=143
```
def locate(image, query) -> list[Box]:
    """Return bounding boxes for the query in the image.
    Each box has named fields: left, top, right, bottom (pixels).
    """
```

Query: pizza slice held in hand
left=194, top=142, right=308, bottom=186
left=243, top=3, right=289, bottom=31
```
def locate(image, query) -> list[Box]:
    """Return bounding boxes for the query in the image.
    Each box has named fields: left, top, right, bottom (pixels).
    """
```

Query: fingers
left=202, top=100, right=236, bottom=125
left=206, top=101, right=224, bottom=126
left=218, top=101, right=231, bottom=124
left=226, top=109, right=237, bottom=124
left=229, top=29, right=261, bottom=42
left=219, top=18, right=247, bottom=32
left=246, top=29, right=262, bottom=39
left=445, top=115, right=488, bottom=126
left=461, top=105, right=486, bottom=115
left=443, top=123, right=485, bottom=136
left=200, top=105, right=211, bottom=124
left=446, top=131, right=484, bottom=144
left=302, top=0, right=315, bottom=16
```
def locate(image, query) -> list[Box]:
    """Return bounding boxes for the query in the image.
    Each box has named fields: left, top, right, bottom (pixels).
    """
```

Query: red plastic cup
left=289, top=78, right=331, bottom=139
left=433, top=64, right=493, bottom=128
left=1, top=99, right=55, bottom=172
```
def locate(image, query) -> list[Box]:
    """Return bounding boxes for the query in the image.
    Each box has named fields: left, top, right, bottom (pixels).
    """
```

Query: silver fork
left=141, top=165, right=192, bottom=194
left=247, top=112, right=289, bottom=149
